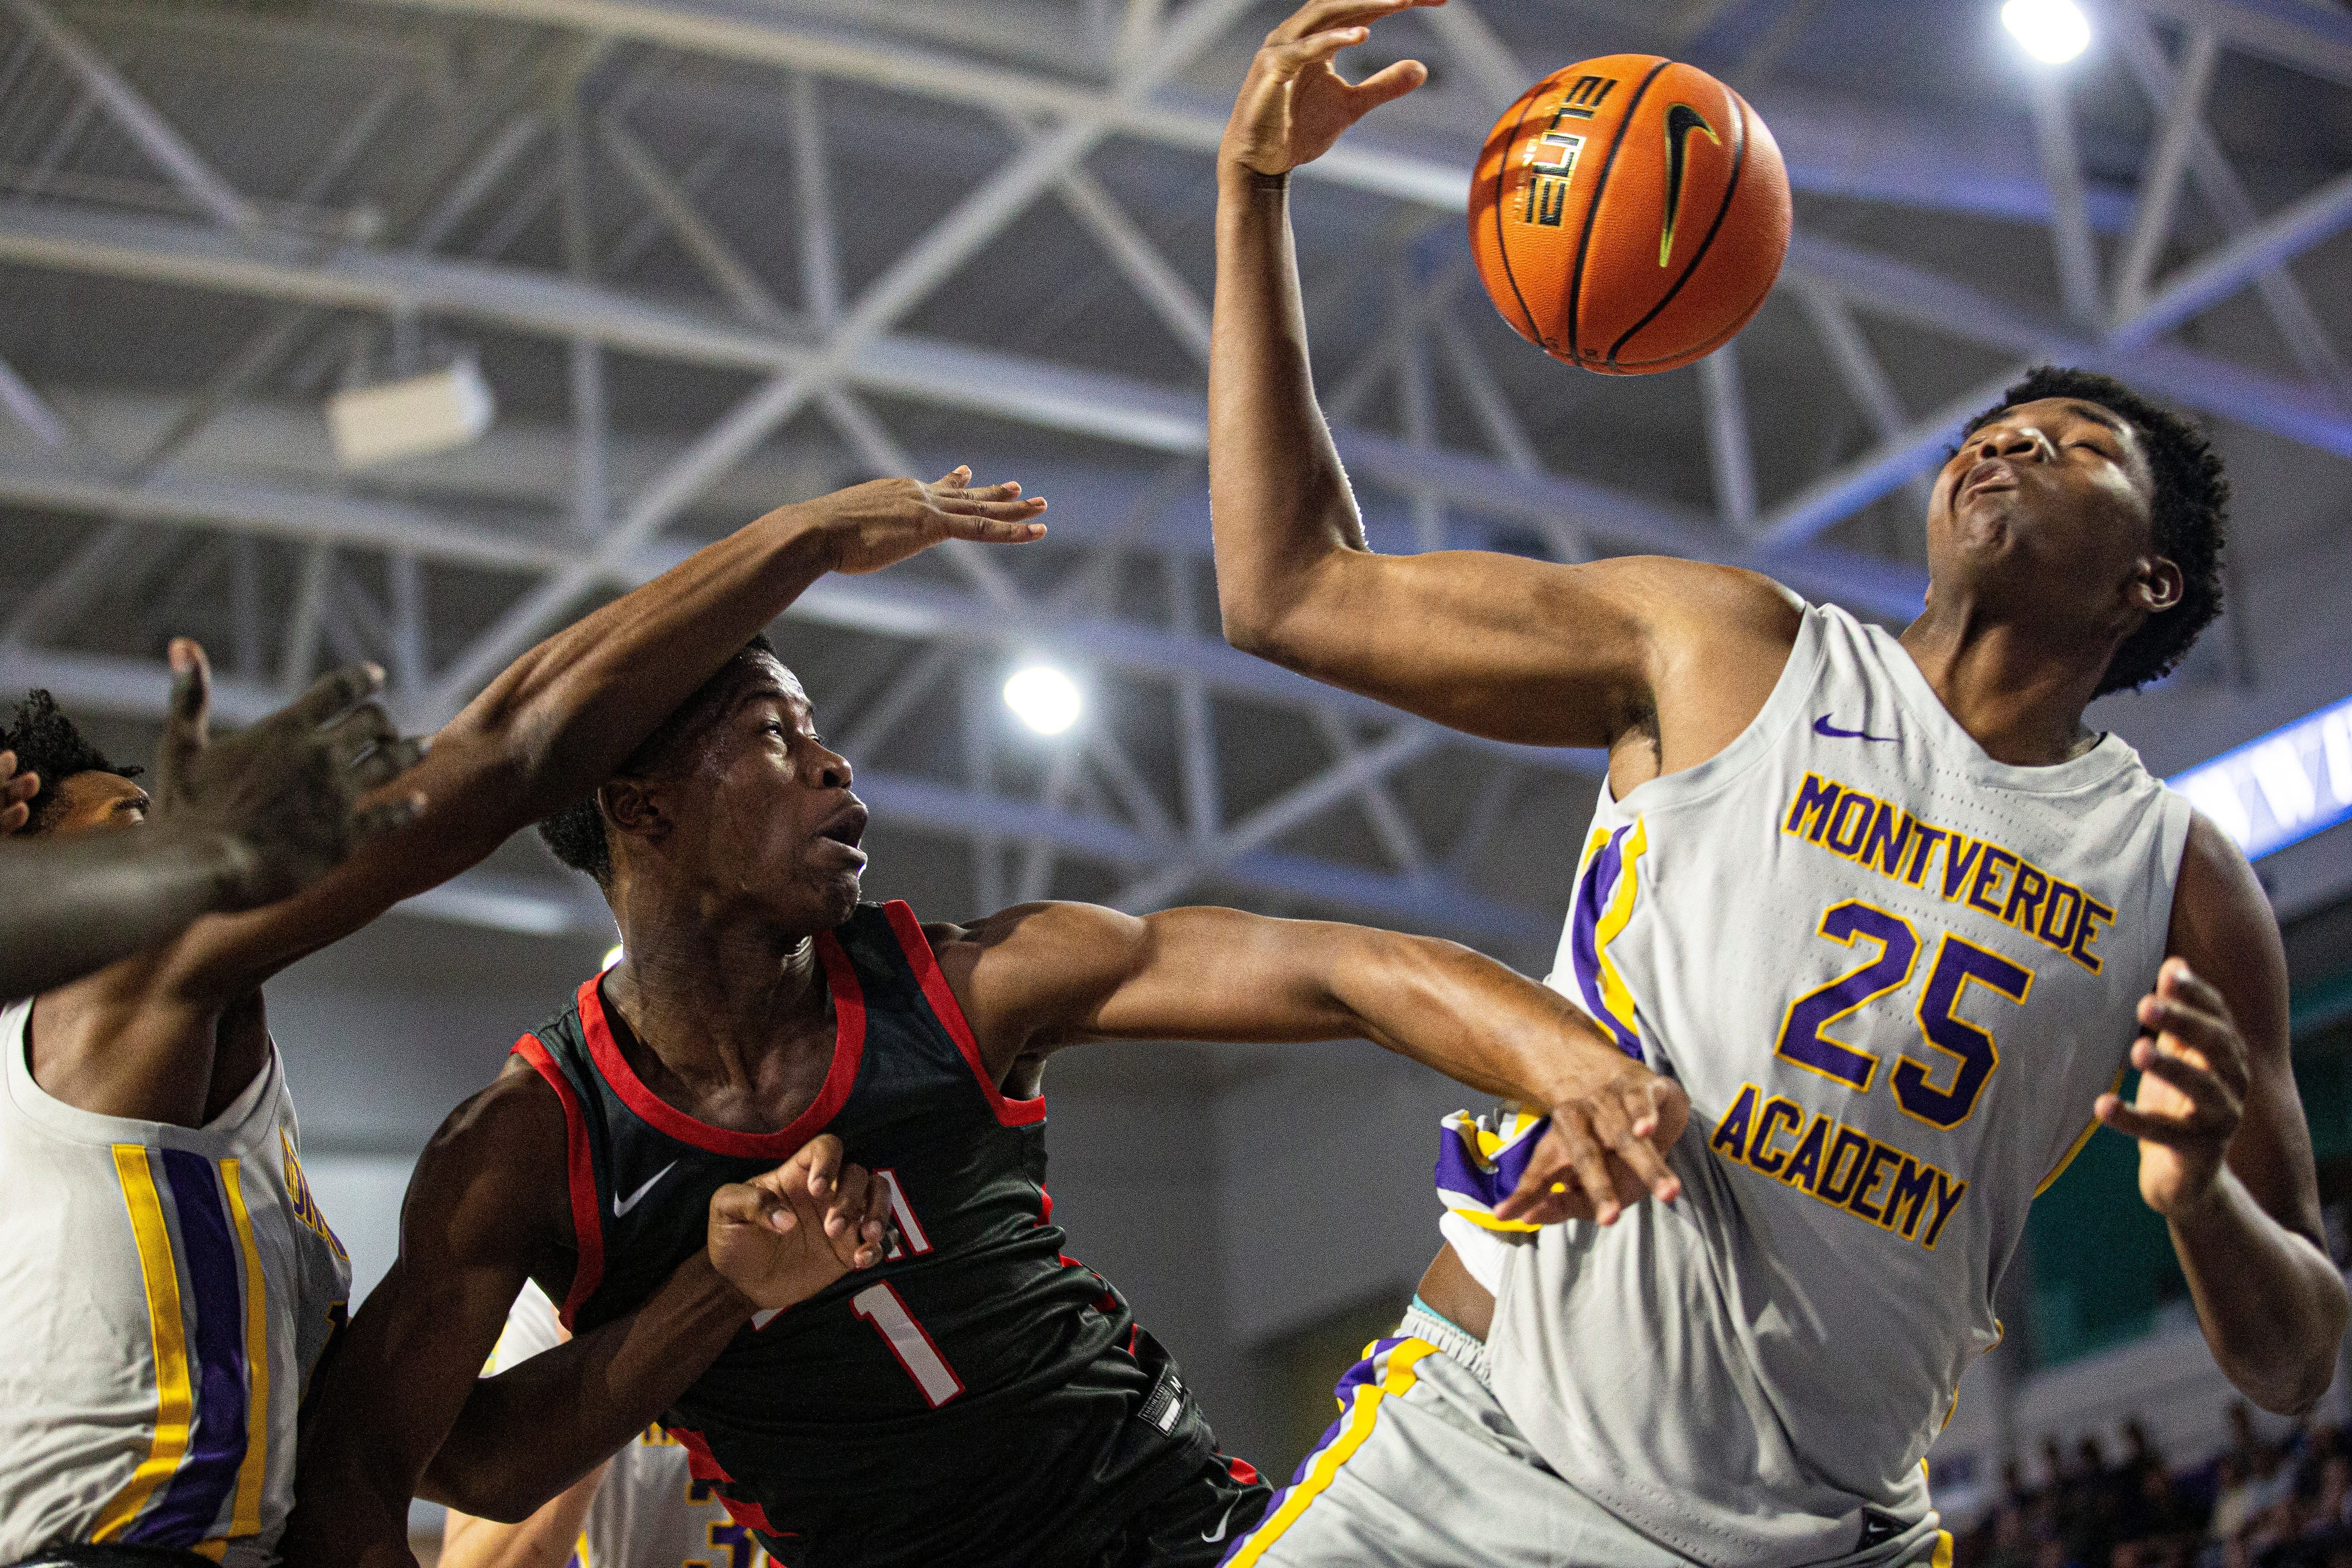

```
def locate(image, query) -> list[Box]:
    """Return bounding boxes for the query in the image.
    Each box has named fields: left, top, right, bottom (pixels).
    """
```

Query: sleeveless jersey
left=485, top=1283, right=766, bottom=1568
left=1439, top=603, right=2193, bottom=1568
left=512, top=901, right=1215, bottom=1568
left=0, top=998, right=352, bottom=1565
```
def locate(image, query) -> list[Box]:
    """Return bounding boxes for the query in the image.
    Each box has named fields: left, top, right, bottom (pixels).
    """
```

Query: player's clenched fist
left=708, top=1133, right=895, bottom=1311
left=1219, top=0, right=1441, bottom=179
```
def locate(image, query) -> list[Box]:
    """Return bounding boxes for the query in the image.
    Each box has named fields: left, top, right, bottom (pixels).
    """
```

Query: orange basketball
left=1469, top=55, right=1791, bottom=375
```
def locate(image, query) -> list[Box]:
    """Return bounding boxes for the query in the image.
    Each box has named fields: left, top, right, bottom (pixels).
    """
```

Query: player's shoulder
left=1581, top=556, right=1804, bottom=643
left=2168, top=810, right=2280, bottom=966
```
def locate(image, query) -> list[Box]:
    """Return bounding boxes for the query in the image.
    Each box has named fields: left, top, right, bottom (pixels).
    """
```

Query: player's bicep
left=1228, top=550, right=1777, bottom=750
left=300, top=1076, right=557, bottom=1496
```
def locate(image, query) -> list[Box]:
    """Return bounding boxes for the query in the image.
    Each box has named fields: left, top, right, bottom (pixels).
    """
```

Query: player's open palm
left=709, top=1133, right=893, bottom=1312
left=2096, top=959, right=2251, bottom=1219
left=1221, top=0, right=1437, bottom=177
left=806, top=467, right=1047, bottom=576
left=153, top=639, right=429, bottom=908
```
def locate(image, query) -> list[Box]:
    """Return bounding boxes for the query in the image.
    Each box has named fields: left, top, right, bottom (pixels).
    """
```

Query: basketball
left=1469, top=55, right=1792, bottom=375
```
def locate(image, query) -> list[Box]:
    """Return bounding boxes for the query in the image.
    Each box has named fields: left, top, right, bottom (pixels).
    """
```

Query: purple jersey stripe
left=1568, top=828, right=1637, bottom=1052
left=1433, top=1122, right=1550, bottom=1210
left=134, top=1149, right=250, bottom=1547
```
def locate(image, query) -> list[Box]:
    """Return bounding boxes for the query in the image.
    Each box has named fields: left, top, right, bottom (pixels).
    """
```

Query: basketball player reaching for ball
left=0, top=468, right=1047, bottom=1568
left=437, top=1281, right=776, bottom=1568
left=1203, top=5, right=2348, bottom=1565
left=282, top=635, right=1690, bottom=1568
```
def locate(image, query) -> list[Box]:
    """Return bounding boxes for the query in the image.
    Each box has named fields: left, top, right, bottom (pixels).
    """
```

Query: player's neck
left=602, top=903, right=832, bottom=1091
left=1897, top=603, right=2107, bottom=767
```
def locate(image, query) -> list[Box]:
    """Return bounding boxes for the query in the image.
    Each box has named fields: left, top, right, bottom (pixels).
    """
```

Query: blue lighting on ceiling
left=2168, top=693, right=2352, bottom=861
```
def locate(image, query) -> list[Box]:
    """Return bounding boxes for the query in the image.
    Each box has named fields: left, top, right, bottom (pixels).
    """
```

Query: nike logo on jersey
left=1201, top=1497, right=1242, bottom=1544
left=1813, top=715, right=1899, bottom=743
left=612, top=1160, right=678, bottom=1218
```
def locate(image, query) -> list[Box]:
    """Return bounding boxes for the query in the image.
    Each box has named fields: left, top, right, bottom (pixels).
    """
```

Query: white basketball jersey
left=487, top=1283, right=766, bottom=1568
left=0, top=997, right=352, bottom=1565
left=1463, top=603, right=2193, bottom=1567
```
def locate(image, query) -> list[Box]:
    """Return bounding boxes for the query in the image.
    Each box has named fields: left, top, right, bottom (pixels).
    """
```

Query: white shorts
left=1218, top=1305, right=1952, bottom=1568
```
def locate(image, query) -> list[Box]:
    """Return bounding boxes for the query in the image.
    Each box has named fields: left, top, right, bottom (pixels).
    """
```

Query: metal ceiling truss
left=0, top=0, right=2348, bottom=952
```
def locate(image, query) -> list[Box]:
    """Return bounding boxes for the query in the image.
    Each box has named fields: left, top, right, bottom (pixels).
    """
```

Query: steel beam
left=2111, top=164, right=2352, bottom=351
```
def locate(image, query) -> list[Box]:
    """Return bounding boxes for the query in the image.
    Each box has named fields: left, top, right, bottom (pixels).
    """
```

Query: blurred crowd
left=1957, top=1406, right=2352, bottom=1568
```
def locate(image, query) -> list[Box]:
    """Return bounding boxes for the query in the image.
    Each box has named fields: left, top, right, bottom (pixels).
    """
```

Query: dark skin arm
left=282, top=1063, right=890, bottom=1568
left=1209, top=0, right=1799, bottom=758
left=0, top=644, right=424, bottom=1000
left=2094, top=814, right=2349, bottom=1415
left=32, top=471, right=1045, bottom=1126
left=933, top=902, right=1689, bottom=1225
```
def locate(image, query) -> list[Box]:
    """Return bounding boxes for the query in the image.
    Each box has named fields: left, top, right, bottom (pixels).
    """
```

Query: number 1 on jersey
left=852, top=1282, right=964, bottom=1407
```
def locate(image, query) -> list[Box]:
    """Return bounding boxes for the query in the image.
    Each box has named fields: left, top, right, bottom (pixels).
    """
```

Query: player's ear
left=602, top=777, right=669, bottom=843
left=2131, top=556, right=2183, bottom=616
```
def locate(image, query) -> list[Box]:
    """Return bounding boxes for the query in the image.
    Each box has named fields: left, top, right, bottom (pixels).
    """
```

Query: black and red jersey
left=510, top=900, right=1215, bottom=1568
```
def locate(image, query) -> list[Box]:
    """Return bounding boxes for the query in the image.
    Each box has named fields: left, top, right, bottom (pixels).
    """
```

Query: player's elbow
left=419, top=1450, right=541, bottom=1525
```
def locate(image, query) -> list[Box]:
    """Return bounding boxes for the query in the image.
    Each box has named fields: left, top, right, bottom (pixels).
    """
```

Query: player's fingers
left=0, top=799, right=25, bottom=834
left=1339, top=57, right=1428, bottom=110
left=1269, top=0, right=1419, bottom=47
left=2094, top=1094, right=2206, bottom=1147
left=2130, top=1039, right=2237, bottom=1119
left=938, top=478, right=1024, bottom=502
left=323, top=701, right=399, bottom=771
left=930, top=466, right=974, bottom=490
left=938, top=514, right=1049, bottom=549
left=161, top=637, right=214, bottom=773
left=1, top=761, right=36, bottom=804
left=824, top=1164, right=880, bottom=1238
left=933, top=490, right=1049, bottom=519
left=2157, top=958, right=2229, bottom=1018
left=1542, top=1112, right=1620, bottom=1225
left=711, top=1181, right=796, bottom=1236
left=800, top=1133, right=844, bottom=1199
left=2138, top=997, right=2245, bottom=1084
left=350, top=735, right=431, bottom=789
left=1607, top=1096, right=1684, bottom=1203
left=1265, top=26, right=1369, bottom=77
left=283, top=662, right=387, bottom=734
left=352, top=793, right=426, bottom=842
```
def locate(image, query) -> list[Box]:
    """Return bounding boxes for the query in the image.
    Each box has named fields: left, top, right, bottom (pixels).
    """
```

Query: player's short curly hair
left=536, top=635, right=781, bottom=889
left=1960, top=367, right=2229, bottom=697
left=2, top=690, right=142, bottom=834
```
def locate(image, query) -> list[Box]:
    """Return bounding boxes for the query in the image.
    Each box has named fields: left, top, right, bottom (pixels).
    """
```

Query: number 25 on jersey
left=1775, top=899, right=2034, bottom=1128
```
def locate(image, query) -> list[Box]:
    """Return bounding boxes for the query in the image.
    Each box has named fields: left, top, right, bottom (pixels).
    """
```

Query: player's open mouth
left=815, top=802, right=869, bottom=862
left=1958, top=458, right=2016, bottom=502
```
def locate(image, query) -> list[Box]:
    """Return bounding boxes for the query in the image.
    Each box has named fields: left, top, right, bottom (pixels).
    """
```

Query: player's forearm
left=450, top=505, right=839, bottom=828
left=427, top=1254, right=752, bottom=1519
left=1323, top=928, right=1614, bottom=1106
left=0, top=825, right=254, bottom=997
left=440, top=1467, right=604, bottom=1568
left=2171, top=1169, right=2349, bottom=1414
left=1209, top=165, right=1366, bottom=657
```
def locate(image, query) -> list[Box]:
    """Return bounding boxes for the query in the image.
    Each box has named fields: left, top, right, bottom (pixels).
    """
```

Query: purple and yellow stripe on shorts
left=92, top=1144, right=273, bottom=1559
left=1220, top=1336, right=1438, bottom=1567
left=1433, top=1107, right=1550, bottom=1235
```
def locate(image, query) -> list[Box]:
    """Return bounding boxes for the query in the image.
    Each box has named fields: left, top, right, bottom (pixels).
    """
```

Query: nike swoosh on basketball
left=612, top=1160, right=678, bottom=1218
left=1813, top=715, right=1900, bottom=743
left=1201, top=1497, right=1242, bottom=1545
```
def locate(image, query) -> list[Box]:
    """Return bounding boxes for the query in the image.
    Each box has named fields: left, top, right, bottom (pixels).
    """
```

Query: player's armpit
left=282, top=1068, right=568, bottom=1567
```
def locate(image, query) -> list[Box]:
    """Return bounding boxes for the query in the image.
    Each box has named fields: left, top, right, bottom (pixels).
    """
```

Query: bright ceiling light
left=2002, top=0, right=2091, bottom=63
left=1003, top=665, right=1081, bottom=735
left=602, top=943, right=625, bottom=971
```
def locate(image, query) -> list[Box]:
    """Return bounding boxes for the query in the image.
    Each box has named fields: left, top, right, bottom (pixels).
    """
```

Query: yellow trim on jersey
left=2035, top=1067, right=2124, bottom=1196
left=191, top=1541, right=225, bottom=1563
left=1933, top=1528, right=1955, bottom=1568
left=219, top=1157, right=272, bottom=1541
left=92, top=1145, right=195, bottom=1542
left=1225, top=1340, right=1436, bottom=1568
left=1591, top=819, right=1649, bottom=1047
left=573, top=1529, right=592, bottom=1567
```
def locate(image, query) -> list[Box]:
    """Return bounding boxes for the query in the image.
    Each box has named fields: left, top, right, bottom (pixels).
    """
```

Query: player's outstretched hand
left=2095, top=959, right=2250, bottom=1220
left=1220, top=0, right=1439, bottom=178
left=0, top=749, right=37, bottom=835
left=1493, top=1046, right=1689, bottom=1227
left=804, top=467, right=1047, bottom=576
left=708, top=1133, right=894, bottom=1312
left=153, top=639, right=429, bottom=909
